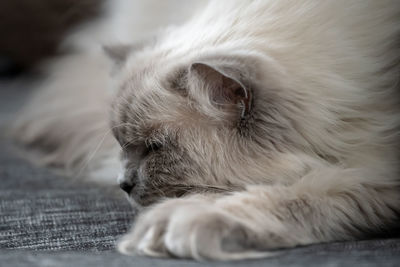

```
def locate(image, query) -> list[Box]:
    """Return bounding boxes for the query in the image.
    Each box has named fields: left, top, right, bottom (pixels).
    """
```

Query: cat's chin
left=123, top=193, right=146, bottom=210
left=123, top=189, right=165, bottom=208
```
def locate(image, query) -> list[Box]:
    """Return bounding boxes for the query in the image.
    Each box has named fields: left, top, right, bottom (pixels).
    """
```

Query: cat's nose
left=119, top=181, right=136, bottom=194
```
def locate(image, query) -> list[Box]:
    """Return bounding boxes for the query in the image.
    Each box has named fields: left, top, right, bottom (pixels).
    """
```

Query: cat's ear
left=103, top=36, right=156, bottom=68
left=189, top=62, right=252, bottom=117
left=103, top=44, right=132, bottom=67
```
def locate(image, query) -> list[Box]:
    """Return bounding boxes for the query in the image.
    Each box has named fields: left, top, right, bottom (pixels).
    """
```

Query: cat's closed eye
left=119, top=141, right=160, bottom=158
left=121, top=139, right=164, bottom=158
left=144, top=141, right=163, bottom=155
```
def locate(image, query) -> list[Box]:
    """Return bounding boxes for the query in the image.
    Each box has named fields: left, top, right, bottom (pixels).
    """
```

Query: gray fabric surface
left=0, top=144, right=135, bottom=251
left=1, top=79, right=400, bottom=266
left=1, top=240, right=400, bottom=267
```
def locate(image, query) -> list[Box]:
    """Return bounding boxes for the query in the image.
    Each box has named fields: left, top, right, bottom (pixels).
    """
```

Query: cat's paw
left=117, top=198, right=271, bottom=260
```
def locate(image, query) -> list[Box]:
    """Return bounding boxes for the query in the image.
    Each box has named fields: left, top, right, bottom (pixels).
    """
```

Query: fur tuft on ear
left=189, top=62, right=252, bottom=118
left=103, top=44, right=132, bottom=66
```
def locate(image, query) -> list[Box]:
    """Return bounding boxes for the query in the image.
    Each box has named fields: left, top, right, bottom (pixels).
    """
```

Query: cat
left=12, top=0, right=400, bottom=261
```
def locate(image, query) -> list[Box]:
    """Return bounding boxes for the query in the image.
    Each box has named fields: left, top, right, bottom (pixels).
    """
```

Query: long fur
left=12, top=0, right=400, bottom=261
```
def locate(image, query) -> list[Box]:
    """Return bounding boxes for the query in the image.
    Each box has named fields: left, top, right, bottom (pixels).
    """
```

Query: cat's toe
left=163, top=207, right=270, bottom=260
left=117, top=209, right=169, bottom=257
left=118, top=223, right=169, bottom=257
left=118, top=198, right=203, bottom=257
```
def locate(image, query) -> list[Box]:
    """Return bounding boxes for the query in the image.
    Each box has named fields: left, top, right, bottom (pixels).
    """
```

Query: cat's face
left=110, top=50, right=307, bottom=206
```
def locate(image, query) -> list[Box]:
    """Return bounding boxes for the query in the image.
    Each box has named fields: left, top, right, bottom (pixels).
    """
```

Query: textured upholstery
left=0, top=143, right=135, bottom=251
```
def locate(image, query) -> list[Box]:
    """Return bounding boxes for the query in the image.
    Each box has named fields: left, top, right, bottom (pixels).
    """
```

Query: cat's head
left=108, top=45, right=310, bottom=206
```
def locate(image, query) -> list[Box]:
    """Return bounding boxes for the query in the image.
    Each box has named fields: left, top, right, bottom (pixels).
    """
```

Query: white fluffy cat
left=13, top=0, right=400, bottom=261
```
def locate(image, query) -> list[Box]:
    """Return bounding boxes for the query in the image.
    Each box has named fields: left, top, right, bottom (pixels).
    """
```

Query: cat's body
left=12, top=0, right=400, bottom=261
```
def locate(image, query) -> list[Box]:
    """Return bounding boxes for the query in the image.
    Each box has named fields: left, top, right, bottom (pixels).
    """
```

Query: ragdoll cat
left=12, top=0, right=400, bottom=261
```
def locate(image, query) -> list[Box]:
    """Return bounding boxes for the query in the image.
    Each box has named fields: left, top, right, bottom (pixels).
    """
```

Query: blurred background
left=0, top=0, right=102, bottom=78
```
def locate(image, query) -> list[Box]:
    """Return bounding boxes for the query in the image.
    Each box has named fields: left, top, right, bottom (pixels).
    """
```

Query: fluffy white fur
left=12, top=0, right=400, bottom=261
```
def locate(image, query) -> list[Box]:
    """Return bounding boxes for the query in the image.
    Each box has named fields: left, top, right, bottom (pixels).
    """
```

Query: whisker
left=75, top=122, right=133, bottom=177
left=172, top=184, right=235, bottom=193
